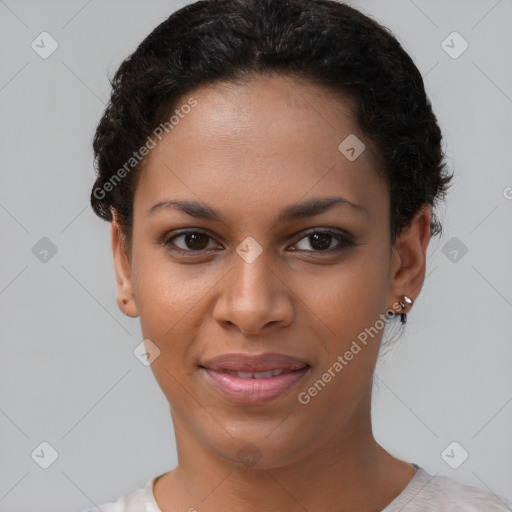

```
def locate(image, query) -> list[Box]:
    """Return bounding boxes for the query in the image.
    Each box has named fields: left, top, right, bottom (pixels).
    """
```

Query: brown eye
left=164, top=230, right=220, bottom=252
left=292, top=230, right=353, bottom=252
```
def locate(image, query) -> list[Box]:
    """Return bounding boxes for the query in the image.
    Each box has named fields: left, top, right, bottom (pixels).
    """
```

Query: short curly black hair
left=90, top=0, right=452, bottom=249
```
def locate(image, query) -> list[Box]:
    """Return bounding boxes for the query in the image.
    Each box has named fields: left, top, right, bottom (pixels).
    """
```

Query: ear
left=388, top=204, right=432, bottom=314
left=111, top=213, right=139, bottom=317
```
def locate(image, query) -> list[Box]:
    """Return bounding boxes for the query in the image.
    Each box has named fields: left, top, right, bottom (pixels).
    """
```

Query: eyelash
left=162, top=228, right=354, bottom=256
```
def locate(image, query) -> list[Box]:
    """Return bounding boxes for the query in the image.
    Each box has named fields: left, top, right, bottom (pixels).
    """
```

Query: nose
left=212, top=246, right=294, bottom=335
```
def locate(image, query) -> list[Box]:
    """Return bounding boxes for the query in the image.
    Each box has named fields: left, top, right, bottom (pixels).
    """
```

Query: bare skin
left=111, top=73, right=431, bottom=512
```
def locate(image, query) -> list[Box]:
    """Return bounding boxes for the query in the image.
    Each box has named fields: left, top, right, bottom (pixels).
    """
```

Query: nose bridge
left=213, top=236, right=293, bottom=333
left=231, top=236, right=275, bottom=302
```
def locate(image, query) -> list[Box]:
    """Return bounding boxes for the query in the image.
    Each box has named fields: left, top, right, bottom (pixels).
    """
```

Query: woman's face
left=113, top=73, right=424, bottom=468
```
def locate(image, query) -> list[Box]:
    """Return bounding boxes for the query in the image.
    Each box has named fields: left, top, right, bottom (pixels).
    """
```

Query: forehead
left=133, top=73, right=387, bottom=225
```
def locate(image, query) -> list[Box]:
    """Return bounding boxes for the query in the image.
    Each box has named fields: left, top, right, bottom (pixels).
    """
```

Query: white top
left=84, top=465, right=512, bottom=511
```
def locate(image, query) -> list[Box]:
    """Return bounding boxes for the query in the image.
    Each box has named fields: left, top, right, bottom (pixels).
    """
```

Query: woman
left=86, top=0, right=511, bottom=510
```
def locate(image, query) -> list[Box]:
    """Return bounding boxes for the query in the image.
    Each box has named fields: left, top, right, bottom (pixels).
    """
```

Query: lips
left=200, top=352, right=309, bottom=373
left=223, top=369, right=292, bottom=378
left=199, top=352, right=310, bottom=405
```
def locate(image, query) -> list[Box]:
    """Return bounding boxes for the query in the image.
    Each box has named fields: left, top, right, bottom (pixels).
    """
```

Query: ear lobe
left=111, top=214, right=139, bottom=318
left=389, top=204, right=432, bottom=306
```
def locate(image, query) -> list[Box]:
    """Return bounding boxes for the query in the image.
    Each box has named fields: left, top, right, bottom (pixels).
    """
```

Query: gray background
left=0, top=0, right=511, bottom=510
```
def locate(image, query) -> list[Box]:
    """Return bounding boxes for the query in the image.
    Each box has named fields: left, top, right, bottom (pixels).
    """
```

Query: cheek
left=296, top=252, right=389, bottom=399
left=306, top=252, right=390, bottom=337
left=133, top=249, right=205, bottom=335
left=297, top=272, right=386, bottom=420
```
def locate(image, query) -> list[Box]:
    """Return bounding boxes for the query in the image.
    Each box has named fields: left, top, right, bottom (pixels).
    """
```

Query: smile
left=201, top=366, right=310, bottom=405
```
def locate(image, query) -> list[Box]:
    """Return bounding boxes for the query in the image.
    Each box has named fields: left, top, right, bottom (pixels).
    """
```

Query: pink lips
left=200, top=352, right=310, bottom=405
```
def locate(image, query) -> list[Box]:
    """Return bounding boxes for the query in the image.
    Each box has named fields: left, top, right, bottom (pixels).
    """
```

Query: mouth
left=219, top=368, right=299, bottom=378
left=199, top=352, right=310, bottom=405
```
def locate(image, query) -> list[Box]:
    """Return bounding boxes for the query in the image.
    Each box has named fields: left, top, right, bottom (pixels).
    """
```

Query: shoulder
left=82, top=478, right=160, bottom=512
left=386, top=467, right=512, bottom=511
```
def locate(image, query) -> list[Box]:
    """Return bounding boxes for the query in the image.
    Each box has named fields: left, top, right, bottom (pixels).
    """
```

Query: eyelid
left=162, top=227, right=354, bottom=254
left=163, top=228, right=222, bottom=252
left=290, top=227, right=354, bottom=246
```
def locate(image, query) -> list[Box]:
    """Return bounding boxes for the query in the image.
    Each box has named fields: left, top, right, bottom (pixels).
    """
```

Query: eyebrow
left=147, top=196, right=367, bottom=223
